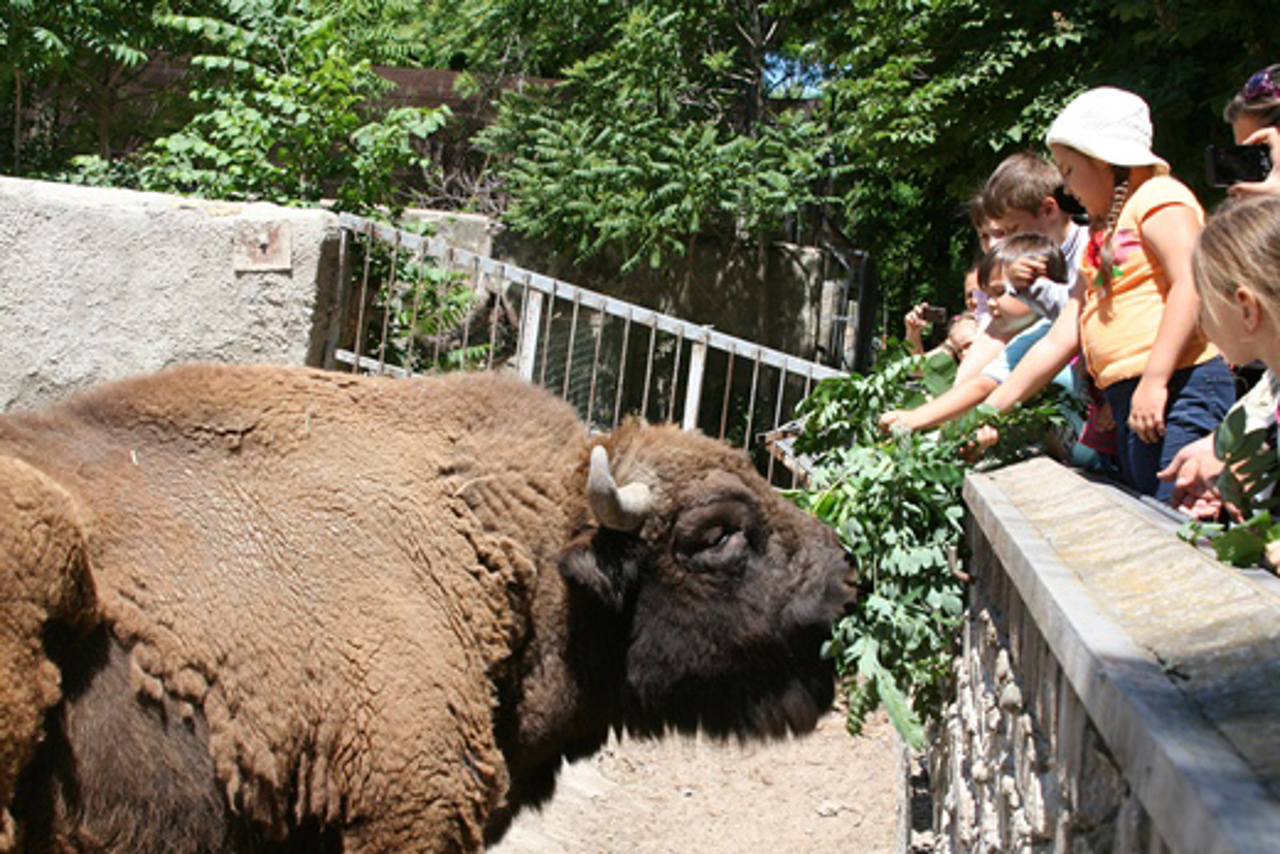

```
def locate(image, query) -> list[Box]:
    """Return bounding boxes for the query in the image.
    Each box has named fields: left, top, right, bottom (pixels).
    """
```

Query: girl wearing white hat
left=982, top=87, right=1234, bottom=502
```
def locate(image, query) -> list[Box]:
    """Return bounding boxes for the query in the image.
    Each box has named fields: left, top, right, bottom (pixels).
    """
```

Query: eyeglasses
left=1243, top=67, right=1280, bottom=104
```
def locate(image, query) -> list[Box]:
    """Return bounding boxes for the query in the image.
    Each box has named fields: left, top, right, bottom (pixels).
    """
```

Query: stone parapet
left=928, top=457, right=1280, bottom=854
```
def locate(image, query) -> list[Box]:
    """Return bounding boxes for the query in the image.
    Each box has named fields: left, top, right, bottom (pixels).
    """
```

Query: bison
left=0, top=364, right=854, bottom=853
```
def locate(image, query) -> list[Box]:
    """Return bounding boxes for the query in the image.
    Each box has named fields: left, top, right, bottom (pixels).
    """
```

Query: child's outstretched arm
left=954, top=324, right=1012, bottom=384
left=1129, top=204, right=1203, bottom=443
left=983, top=289, right=1083, bottom=412
left=880, top=374, right=999, bottom=433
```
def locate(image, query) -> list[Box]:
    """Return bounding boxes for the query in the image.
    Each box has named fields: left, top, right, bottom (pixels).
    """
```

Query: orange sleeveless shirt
left=1078, top=175, right=1219, bottom=388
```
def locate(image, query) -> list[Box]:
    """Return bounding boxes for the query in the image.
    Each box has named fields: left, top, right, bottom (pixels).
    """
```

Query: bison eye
left=672, top=495, right=760, bottom=572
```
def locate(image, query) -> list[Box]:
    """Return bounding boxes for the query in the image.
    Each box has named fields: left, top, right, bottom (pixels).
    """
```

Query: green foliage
left=57, top=0, right=448, bottom=215
left=476, top=4, right=835, bottom=271
left=791, top=344, right=1074, bottom=746
left=1177, top=406, right=1280, bottom=568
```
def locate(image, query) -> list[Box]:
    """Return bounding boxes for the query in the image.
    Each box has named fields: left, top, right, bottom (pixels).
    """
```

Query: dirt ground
left=489, top=708, right=902, bottom=854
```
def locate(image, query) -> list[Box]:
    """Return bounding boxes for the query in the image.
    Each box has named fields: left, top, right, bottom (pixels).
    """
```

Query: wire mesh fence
left=330, top=213, right=845, bottom=482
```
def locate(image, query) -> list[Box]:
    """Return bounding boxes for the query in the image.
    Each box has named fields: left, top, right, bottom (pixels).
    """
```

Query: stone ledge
left=965, top=457, right=1280, bottom=854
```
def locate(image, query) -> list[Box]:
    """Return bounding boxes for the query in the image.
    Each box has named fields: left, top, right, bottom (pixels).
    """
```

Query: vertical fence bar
left=459, top=255, right=480, bottom=358
left=375, top=230, right=401, bottom=375
left=719, top=345, right=736, bottom=441
left=539, top=281, right=557, bottom=387
left=562, top=291, right=581, bottom=399
left=681, top=334, right=708, bottom=431
left=584, top=309, right=605, bottom=430
left=666, top=328, right=685, bottom=423
left=640, top=319, right=658, bottom=420
left=485, top=264, right=503, bottom=371
left=407, top=243, right=428, bottom=374
left=516, top=274, right=542, bottom=382
left=432, top=247, right=453, bottom=371
left=766, top=365, right=789, bottom=483
left=744, top=351, right=762, bottom=450
left=612, top=309, right=633, bottom=429
left=351, top=223, right=376, bottom=373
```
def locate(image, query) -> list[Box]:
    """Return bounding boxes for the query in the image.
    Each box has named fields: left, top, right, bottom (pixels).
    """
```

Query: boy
left=881, top=234, right=1078, bottom=434
left=954, top=153, right=1088, bottom=383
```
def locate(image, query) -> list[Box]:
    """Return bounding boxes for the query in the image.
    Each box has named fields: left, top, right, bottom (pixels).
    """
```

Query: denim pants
left=1102, top=357, right=1235, bottom=502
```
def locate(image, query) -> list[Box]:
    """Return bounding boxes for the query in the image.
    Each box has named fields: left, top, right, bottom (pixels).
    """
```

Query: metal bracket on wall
left=232, top=221, right=292, bottom=272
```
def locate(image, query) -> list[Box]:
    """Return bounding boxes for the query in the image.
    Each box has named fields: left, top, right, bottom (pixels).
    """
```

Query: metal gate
left=329, top=213, right=846, bottom=482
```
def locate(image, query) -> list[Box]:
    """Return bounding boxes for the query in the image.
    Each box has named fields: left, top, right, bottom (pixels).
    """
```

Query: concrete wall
left=0, top=176, right=341, bottom=412
left=925, top=457, right=1280, bottom=854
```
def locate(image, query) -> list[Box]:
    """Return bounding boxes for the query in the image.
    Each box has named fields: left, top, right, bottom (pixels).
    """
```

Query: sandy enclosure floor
left=489, top=709, right=902, bottom=854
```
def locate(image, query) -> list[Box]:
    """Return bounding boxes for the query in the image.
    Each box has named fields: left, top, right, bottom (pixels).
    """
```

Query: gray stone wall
left=926, top=457, right=1280, bottom=854
left=0, top=176, right=341, bottom=412
left=930, top=551, right=1170, bottom=853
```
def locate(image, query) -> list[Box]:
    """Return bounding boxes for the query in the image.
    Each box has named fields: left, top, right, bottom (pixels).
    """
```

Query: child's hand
left=1230, top=127, right=1280, bottom=200
left=959, top=425, right=999, bottom=463
left=903, top=303, right=928, bottom=354
left=1005, top=256, right=1047, bottom=292
left=879, top=409, right=917, bottom=435
left=1156, top=434, right=1228, bottom=519
left=1129, top=377, right=1167, bottom=443
left=1266, top=540, right=1280, bottom=571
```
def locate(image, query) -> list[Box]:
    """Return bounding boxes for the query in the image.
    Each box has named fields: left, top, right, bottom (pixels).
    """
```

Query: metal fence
left=329, top=213, right=846, bottom=482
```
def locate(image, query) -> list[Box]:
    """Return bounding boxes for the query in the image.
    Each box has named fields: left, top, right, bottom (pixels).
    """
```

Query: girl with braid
left=981, top=88, right=1235, bottom=501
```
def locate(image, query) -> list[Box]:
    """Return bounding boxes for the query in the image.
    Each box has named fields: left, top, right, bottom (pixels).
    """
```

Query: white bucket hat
left=1045, top=87, right=1170, bottom=174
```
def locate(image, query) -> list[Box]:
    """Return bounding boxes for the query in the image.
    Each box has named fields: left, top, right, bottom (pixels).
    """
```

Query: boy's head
left=942, top=312, right=978, bottom=362
left=981, top=152, right=1072, bottom=243
left=978, top=232, right=1067, bottom=332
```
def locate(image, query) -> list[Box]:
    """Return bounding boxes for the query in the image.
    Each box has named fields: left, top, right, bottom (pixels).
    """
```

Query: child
left=1223, top=64, right=1280, bottom=199
left=980, top=152, right=1089, bottom=317
left=983, top=87, right=1235, bottom=501
left=902, top=305, right=977, bottom=365
left=879, top=234, right=1077, bottom=435
left=955, top=155, right=1087, bottom=384
left=1191, top=195, right=1280, bottom=564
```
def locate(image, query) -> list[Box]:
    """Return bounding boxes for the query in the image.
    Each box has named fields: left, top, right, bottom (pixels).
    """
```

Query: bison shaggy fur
left=0, top=365, right=854, bottom=853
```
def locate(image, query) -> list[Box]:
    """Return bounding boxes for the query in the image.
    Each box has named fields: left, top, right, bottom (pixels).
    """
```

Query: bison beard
left=0, top=365, right=854, bottom=853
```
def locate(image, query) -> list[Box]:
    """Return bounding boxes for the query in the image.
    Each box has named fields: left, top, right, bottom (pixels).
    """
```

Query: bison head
left=559, top=422, right=855, bottom=741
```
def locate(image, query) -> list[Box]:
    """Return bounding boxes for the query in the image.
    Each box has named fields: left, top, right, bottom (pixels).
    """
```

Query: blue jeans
left=1102, top=357, right=1235, bottom=502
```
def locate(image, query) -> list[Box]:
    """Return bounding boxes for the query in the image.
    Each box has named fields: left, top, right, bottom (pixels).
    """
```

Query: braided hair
left=1094, top=166, right=1131, bottom=292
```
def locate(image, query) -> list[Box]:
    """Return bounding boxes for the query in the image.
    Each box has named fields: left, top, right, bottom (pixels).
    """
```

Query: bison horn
left=587, top=445, right=652, bottom=532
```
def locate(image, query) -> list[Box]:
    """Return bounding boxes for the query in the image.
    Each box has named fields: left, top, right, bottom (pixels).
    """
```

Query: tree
left=64, top=0, right=448, bottom=216
left=1, top=0, right=177, bottom=173
left=475, top=2, right=835, bottom=274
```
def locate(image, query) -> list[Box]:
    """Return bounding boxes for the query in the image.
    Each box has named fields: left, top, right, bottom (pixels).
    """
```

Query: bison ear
left=557, top=530, right=644, bottom=612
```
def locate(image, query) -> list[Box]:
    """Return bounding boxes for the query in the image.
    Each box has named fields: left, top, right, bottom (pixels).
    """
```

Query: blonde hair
left=1193, top=195, right=1280, bottom=326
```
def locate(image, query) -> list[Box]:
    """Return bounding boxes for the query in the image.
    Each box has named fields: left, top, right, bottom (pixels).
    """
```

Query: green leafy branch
left=791, top=344, right=1076, bottom=748
left=1177, top=406, right=1280, bottom=568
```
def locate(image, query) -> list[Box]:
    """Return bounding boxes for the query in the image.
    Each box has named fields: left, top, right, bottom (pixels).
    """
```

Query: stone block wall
left=925, top=457, right=1280, bottom=854
left=930, top=550, right=1170, bottom=853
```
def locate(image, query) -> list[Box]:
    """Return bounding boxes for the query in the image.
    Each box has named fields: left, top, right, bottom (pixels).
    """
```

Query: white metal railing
left=331, top=212, right=845, bottom=480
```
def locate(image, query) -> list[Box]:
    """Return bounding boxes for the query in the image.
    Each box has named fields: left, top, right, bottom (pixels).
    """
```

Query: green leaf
left=877, top=666, right=926, bottom=750
left=1216, top=406, right=1248, bottom=460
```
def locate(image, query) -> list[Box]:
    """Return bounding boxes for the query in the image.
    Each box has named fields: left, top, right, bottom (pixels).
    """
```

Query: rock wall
left=927, top=457, right=1280, bottom=854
